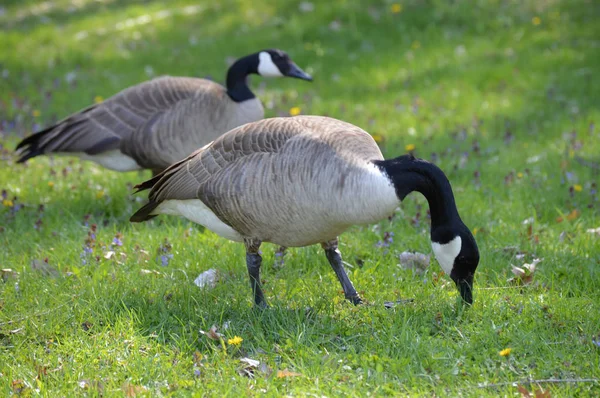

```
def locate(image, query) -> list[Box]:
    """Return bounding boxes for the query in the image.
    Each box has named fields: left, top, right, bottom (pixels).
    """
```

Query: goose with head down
left=130, top=116, right=480, bottom=307
left=15, top=49, right=312, bottom=175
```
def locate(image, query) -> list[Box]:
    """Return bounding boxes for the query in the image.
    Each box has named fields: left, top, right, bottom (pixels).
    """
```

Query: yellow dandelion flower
left=391, top=4, right=403, bottom=14
left=289, top=107, right=301, bottom=116
left=411, top=41, right=421, bottom=50
left=96, top=190, right=105, bottom=199
left=517, top=172, right=523, bottom=178
left=532, top=16, right=541, bottom=26
left=2, top=199, right=14, bottom=207
left=499, top=348, right=512, bottom=356
left=48, top=181, right=55, bottom=188
left=94, top=96, right=104, bottom=104
left=32, top=109, right=41, bottom=117
left=405, top=143, right=416, bottom=152
left=227, top=336, right=243, bottom=346
left=574, top=184, right=583, bottom=192
left=472, top=227, right=479, bottom=236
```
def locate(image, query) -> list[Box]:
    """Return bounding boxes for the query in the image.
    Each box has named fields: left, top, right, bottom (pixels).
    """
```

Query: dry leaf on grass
left=397, top=251, right=430, bottom=273
left=122, top=382, right=147, bottom=397
left=556, top=209, right=580, bottom=223
left=1, top=268, right=18, bottom=282
left=238, top=358, right=272, bottom=378
left=11, top=380, right=26, bottom=394
left=194, top=269, right=218, bottom=289
left=199, top=325, right=224, bottom=341
left=517, top=384, right=551, bottom=398
left=509, top=258, right=542, bottom=285
left=276, top=368, right=302, bottom=378
left=238, top=357, right=262, bottom=378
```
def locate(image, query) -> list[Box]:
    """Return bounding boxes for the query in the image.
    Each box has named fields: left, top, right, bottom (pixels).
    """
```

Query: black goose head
left=226, top=49, right=312, bottom=102
left=431, top=222, right=479, bottom=304
left=374, top=154, right=480, bottom=304
left=256, top=49, right=313, bottom=80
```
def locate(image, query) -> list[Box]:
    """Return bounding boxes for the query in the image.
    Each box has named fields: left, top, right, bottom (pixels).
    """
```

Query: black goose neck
left=226, top=54, right=258, bottom=102
left=374, top=155, right=460, bottom=230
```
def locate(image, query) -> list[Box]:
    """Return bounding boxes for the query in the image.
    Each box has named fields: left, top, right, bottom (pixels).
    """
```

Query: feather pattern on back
left=136, top=116, right=399, bottom=247
left=16, top=76, right=264, bottom=170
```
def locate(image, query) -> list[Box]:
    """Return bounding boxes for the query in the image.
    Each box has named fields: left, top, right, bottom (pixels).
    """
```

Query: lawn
left=1, top=0, right=599, bottom=396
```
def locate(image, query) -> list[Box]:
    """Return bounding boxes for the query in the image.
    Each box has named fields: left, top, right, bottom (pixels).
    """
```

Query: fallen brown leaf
left=200, top=325, right=224, bottom=341
left=517, top=384, right=531, bottom=397
left=517, top=384, right=551, bottom=398
left=556, top=209, right=580, bottom=223
left=567, top=209, right=580, bottom=221
left=276, top=368, right=302, bottom=378
left=509, top=258, right=542, bottom=285
left=122, top=382, right=147, bottom=397
left=11, top=380, right=26, bottom=394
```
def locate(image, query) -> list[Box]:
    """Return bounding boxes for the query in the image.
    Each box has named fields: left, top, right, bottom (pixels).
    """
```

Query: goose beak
left=456, top=275, right=474, bottom=305
left=285, top=62, right=313, bottom=81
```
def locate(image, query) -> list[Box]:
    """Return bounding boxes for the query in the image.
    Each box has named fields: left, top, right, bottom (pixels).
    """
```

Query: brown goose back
left=16, top=76, right=263, bottom=170
left=137, top=116, right=399, bottom=247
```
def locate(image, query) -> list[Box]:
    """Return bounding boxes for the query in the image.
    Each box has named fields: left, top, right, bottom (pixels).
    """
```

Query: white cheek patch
left=257, top=52, right=284, bottom=77
left=431, top=236, right=462, bottom=275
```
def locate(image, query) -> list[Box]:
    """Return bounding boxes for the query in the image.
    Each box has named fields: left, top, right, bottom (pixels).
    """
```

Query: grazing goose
left=15, top=49, right=312, bottom=174
left=130, top=116, right=480, bottom=307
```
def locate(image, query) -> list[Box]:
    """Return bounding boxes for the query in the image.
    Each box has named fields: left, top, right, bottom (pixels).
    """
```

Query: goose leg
left=244, top=238, right=267, bottom=308
left=321, top=239, right=363, bottom=305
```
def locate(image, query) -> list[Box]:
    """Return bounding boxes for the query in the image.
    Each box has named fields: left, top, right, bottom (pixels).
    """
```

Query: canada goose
left=130, top=116, right=480, bottom=307
left=15, top=49, right=312, bottom=174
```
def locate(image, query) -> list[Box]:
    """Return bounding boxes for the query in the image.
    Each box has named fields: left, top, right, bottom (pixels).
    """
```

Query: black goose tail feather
left=133, top=153, right=191, bottom=194
left=130, top=200, right=160, bottom=223
left=15, top=103, right=99, bottom=163
left=133, top=174, right=163, bottom=194
left=15, top=125, right=57, bottom=163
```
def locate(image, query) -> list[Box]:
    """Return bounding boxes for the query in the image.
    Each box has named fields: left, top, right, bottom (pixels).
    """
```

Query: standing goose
left=130, top=116, right=480, bottom=307
left=15, top=49, right=312, bottom=174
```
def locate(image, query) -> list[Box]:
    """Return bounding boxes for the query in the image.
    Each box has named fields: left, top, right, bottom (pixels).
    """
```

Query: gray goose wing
left=16, top=76, right=208, bottom=163
left=130, top=116, right=384, bottom=240
left=121, top=79, right=258, bottom=170
left=130, top=117, right=302, bottom=225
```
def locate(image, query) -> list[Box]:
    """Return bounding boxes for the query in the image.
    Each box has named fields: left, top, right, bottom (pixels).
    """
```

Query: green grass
left=1, top=0, right=599, bottom=395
